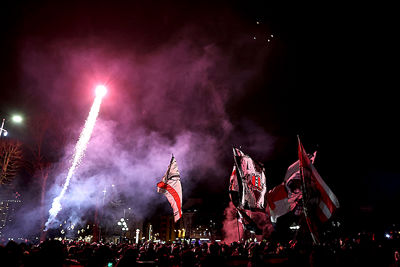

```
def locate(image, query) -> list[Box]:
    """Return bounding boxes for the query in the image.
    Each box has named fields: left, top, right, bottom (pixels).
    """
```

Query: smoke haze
left=6, top=3, right=278, bottom=238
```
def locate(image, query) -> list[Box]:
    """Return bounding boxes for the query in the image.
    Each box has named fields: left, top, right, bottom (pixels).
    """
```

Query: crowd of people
left=1, top=234, right=399, bottom=267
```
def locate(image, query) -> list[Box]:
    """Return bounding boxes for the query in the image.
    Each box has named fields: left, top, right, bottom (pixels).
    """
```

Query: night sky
left=0, top=1, right=398, bottom=234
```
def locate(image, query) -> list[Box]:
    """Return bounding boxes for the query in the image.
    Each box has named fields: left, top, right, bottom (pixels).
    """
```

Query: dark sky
left=0, top=1, right=398, bottom=232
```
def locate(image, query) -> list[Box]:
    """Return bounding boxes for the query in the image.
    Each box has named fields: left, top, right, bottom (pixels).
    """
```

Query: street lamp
left=118, top=218, right=128, bottom=243
left=0, top=115, right=23, bottom=137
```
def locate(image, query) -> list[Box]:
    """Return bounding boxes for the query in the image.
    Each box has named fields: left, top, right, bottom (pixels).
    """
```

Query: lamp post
left=118, top=218, right=129, bottom=243
left=135, top=229, right=140, bottom=244
left=0, top=115, right=23, bottom=137
left=0, top=118, right=7, bottom=137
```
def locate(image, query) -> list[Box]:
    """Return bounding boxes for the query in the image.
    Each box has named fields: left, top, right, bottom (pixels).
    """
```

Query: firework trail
left=45, top=86, right=107, bottom=230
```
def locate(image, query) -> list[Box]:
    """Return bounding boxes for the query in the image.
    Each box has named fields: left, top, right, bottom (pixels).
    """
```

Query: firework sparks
left=45, top=85, right=107, bottom=230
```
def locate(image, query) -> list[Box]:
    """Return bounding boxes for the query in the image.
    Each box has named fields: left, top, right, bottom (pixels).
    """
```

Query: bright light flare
left=95, top=85, right=107, bottom=98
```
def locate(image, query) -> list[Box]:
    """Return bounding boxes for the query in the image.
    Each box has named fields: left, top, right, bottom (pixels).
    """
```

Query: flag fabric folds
left=298, top=139, right=340, bottom=223
left=157, top=155, right=182, bottom=222
left=232, top=147, right=267, bottom=211
left=267, top=183, right=292, bottom=223
left=267, top=153, right=316, bottom=223
left=284, top=151, right=316, bottom=190
left=228, top=166, right=240, bottom=208
left=237, top=208, right=263, bottom=235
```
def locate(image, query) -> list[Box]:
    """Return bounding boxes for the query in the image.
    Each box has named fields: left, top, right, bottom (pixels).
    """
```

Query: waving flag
left=267, top=152, right=316, bottom=223
left=233, top=147, right=267, bottom=211
left=157, top=155, right=182, bottom=222
left=298, top=139, right=339, bottom=223
left=284, top=151, right=316, bottom=188
left=267, top=184, right=291, bottom=223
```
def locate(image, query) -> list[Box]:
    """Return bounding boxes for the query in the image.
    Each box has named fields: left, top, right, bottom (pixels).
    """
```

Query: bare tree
left=25, top=113, right=68, bottom=240
left=0, top=140, right=23, bottom=185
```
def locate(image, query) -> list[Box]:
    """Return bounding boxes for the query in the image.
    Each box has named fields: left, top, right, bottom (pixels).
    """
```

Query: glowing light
left=95, top=85, right=107, bottom=97
left=45, top=88, right=105, bottom=229
left=12, top=115, right=23, bottom=123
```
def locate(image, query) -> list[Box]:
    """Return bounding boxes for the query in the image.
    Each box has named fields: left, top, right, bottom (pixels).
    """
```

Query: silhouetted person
left=115, top=247, right=138, bottom=267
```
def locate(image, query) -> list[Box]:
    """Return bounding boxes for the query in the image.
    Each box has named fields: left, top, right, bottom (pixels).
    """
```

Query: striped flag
left=298, top=139, right=339, bottom=223
left=157, top=155, right=182, bottom=222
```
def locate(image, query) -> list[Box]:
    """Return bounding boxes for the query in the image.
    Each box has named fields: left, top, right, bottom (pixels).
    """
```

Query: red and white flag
left=267, top=153, right=316, bottom=223
left=157, top=155, right=182, bottom=222
left=267, top=183, right=290, bottom=223
left=233, top=147, right=267, bottom=211
left=267, top=183, right=303, bottom=223
left=284, top=151, right=316, bottom=184
left=298, top=139, right=339, bottom=222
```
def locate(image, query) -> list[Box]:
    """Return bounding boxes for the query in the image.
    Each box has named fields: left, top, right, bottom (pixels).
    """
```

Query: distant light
left=270, top=34, right=274, bottom=38
left=385, top=233, right=391, bottom=238
left=253, top=36, right=256, bottom=40
left=12, top=115, right=23, bottom=123
left=95, top=85, right=107, bottom=97
left=3, top=131, right=7, bottom=136
left=256, top=21, right=260, bottom=24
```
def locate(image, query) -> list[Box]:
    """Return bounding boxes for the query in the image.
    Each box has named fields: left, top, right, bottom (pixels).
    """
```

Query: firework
left=45, top=85, right=107, bottom=229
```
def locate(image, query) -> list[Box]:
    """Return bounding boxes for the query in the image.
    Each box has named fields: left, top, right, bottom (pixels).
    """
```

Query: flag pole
left=236, top=209, right=241, bottom=242
left=232, top=146, right=246, bottom=209
left=297, top=135, right=320, bottom=245
left=232, top=146, right=244, bottom=178
left=166, top=153, right=174, bottom=178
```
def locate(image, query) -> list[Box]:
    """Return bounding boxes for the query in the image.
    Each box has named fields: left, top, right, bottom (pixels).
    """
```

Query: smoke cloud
left=7, top=8, right=277, bottom=238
